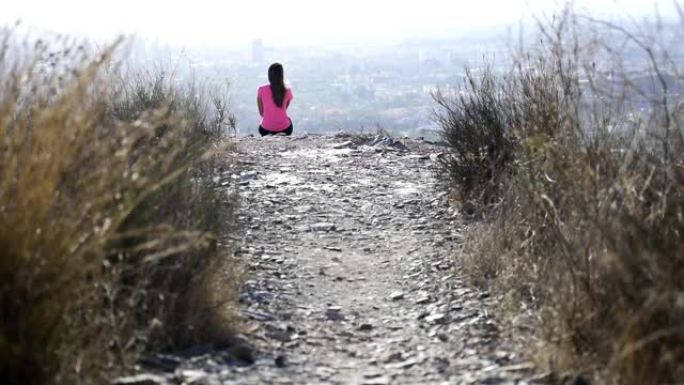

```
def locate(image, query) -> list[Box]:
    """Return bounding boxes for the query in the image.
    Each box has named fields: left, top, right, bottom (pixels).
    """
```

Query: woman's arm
left=257, top=95, right=264, bottom=117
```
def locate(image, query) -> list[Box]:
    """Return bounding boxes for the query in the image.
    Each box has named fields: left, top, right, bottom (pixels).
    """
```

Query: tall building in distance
left=251, top=39, right=265, bottom=63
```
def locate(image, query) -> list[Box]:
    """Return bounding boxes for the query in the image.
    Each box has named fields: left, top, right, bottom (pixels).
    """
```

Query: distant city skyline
left=1, top=0, right=676, bottom=49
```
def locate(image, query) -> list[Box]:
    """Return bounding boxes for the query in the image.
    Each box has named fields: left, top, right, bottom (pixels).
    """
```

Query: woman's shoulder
left=257, top=84, right=270, bottom=93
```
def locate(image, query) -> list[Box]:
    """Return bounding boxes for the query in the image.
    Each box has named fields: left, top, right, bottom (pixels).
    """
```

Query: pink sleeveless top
left=258, top=85, right=293, bottom=131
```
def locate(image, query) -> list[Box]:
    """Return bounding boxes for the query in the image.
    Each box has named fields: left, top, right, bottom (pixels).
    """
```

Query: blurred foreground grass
left=0, top=33, right=240, bottom=384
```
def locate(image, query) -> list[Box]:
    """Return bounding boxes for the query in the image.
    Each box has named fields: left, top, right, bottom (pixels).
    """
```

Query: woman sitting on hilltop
left=257, top=63, right=294, bottom=136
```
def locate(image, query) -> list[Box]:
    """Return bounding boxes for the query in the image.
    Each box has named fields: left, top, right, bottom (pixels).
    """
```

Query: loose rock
left=116, top=136, right=544, bottom=385
left=112, top=374, right=168, bottom=385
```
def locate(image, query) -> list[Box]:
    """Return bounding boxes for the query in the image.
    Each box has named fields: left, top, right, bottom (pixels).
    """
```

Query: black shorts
left=259, top=120, right=293, bottom=136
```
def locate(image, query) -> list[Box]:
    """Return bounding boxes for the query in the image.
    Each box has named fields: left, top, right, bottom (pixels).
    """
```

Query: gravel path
left=116, top=134, right=540, bottom=385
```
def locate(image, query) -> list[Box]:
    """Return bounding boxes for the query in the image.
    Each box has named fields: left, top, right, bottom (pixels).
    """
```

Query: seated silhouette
left=257, top=63, right=293, bottom=136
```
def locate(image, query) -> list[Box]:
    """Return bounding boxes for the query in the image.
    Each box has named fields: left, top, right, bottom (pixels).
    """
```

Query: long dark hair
left=268, top=63, right=286, bottom=108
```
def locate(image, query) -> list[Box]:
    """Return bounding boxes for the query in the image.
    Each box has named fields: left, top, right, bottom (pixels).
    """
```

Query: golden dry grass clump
left=0, top=33, right=239, bottom=385
left=436, top=8, right=684, bottom=385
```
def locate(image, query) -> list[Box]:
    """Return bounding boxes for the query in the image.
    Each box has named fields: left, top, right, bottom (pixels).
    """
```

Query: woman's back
left=258, top=84, right=293, bottom=132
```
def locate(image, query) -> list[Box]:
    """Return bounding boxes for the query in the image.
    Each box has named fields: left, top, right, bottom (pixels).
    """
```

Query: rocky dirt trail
left=117, top=134, right=541, bottom=385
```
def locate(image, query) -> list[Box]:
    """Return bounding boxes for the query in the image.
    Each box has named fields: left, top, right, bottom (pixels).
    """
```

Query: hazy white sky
left=0, top=0, right=676, bottom=47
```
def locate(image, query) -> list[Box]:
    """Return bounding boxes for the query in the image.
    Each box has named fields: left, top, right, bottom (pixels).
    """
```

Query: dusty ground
left=116, top=134, right=542, bottom=385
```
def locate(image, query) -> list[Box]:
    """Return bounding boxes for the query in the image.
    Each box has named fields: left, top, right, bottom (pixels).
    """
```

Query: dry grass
left=433, top=67, right=515, bottom=212
left=0, top=34, right=239, bottom=385
left=437, top=6, right=684, bottom=384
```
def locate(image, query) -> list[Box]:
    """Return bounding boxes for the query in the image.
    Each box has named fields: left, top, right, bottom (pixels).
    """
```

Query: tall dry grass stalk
left=0, top=33, right=239, bottom=385
left=437, top=6, right=683, bottom=384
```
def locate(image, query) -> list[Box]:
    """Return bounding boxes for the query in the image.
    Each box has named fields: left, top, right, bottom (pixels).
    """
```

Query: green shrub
left=433, top=67, right=515, bottom=211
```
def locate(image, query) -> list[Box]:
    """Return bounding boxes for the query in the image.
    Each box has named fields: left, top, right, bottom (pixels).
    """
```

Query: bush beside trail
left=436, top=8, right=684, bottom=384
left=0, top=35, right=240, bottom=385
